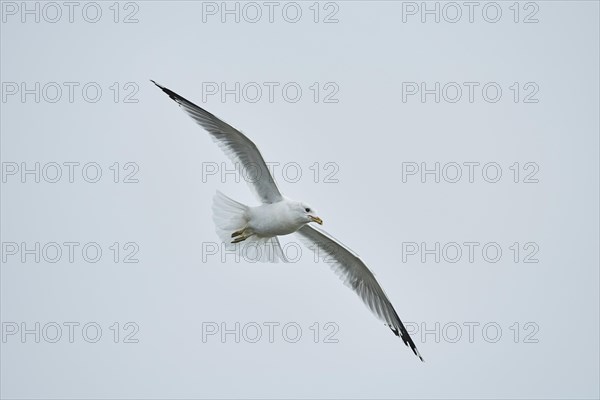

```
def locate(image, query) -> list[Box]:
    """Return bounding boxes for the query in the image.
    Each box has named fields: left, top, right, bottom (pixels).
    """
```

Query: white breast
left=247, top=200, right=302, bottom=237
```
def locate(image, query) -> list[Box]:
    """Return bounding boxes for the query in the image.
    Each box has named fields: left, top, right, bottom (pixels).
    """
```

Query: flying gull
left=152, top=80, right=423, bottom=361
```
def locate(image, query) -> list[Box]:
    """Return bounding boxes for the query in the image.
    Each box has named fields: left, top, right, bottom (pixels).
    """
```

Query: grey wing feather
left=152, top=80, right=283, bottom=204
left=295, top=225, right=423, bottom=361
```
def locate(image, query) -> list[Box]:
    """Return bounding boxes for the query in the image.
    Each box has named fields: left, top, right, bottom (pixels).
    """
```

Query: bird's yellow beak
left=310, top=215, right=323, bottom=225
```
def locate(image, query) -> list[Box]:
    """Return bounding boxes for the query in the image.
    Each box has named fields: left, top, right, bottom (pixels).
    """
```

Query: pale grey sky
left=1, top=1, right=599, bottom=399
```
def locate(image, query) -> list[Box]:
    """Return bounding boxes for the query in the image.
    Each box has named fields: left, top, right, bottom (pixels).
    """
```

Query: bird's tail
left=212, top=190, right=250, bottom=243
left=211, top=191, right=287, bottom=263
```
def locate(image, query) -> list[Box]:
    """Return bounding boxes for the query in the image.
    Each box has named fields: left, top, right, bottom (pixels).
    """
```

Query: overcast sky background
left=1, top=1, right=599, bottom=399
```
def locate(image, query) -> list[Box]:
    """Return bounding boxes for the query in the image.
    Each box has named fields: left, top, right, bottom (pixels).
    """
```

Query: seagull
left=152, top=80, right=424, bottom=361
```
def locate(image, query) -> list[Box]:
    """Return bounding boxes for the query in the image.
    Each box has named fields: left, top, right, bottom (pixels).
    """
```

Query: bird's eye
left=305, top=208, right=310, bottom=212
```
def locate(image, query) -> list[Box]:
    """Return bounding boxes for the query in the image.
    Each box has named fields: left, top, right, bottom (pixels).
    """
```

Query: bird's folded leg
left=231, top=228, right=252, bottom=243
left=231, top=228, right=245, bottom=238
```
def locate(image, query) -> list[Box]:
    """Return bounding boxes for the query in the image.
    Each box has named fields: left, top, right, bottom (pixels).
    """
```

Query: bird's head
left=293, top=202, right=323, bottom=225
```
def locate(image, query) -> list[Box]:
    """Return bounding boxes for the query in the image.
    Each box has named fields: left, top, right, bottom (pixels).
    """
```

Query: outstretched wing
left=152, top=80, right=283, bottom=204
left=296, top=225, right=423, bottom=361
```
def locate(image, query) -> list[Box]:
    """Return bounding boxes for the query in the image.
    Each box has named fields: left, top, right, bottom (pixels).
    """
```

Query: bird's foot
left=231, top=236, right=248, bottom=244
left=231, top=228, right=251, bottom=243
left=231, top=228, right=245, bottom=238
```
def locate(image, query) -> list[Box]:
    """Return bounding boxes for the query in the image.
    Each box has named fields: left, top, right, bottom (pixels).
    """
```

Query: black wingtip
left=150, top=79, right=165, bottom=91
left=409, top=340, right=425, bottom=362
left=150, top=80, right=189, bottom=106
left=390, top=324, right=424, bottom=362
left=417, top=351, right=425, bottom=363
left=405, top=334, right=424, bottom=362
left=151, top=80, right=189, bottom=118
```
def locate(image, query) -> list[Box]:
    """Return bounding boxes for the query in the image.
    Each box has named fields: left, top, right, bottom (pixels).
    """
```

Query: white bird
left=152, top=80, right=424, bottom=361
